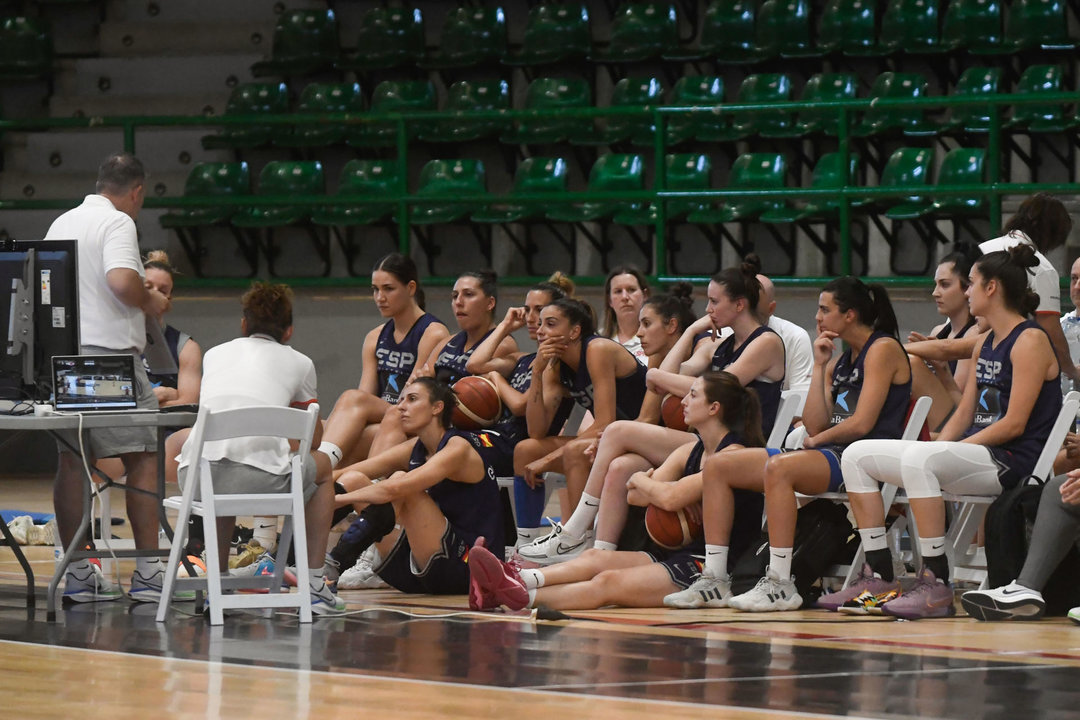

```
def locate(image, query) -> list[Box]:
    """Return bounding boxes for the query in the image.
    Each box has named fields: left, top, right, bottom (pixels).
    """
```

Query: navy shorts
left=765, top=446, right=844, bottom=492
left=375, top=521, right=471, bottom=595
left=643, top=544, right=705, bottom=590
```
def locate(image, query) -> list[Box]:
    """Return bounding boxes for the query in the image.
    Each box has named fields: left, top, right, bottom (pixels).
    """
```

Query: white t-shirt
left=715, top=314, right=813, bottom=394
left=980, top=231, right=1060, bottom=315
left=179, top=334, right=318, bottom=475
left=619, top=334, right=648, bottom=365
left=44, top=194, right=146, bottom=351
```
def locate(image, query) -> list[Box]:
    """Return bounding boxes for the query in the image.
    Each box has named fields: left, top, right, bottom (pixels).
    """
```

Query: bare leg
left=164, top=429, right=189, bottom=488
left=702, top=448, right=770, bottom=546
left=594, top=454, right=650, bottom=544
left=367, top=404, right=408, bottom=458
left=322, top=390, right=390, bottom=465
left=120, top=450, right=160, bottom=549
left=581, top=422, right=694, bottom=497
left=55, top=452, right=89, bottom=548
left=534, top=558, right=680, bottom=610
left=561, top=437, right=597, bottom=512
left=762, top=450, right=833, bottom=549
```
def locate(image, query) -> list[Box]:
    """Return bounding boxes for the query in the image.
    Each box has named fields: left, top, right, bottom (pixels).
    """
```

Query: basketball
left=451, top=375, right=503, bottom=430
left=645, top=502, right=704, bottom=550
left=661, top=394, right=689, bottom=431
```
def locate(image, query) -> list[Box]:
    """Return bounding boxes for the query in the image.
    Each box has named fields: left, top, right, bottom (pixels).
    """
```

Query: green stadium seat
left=201, top=82, right=289, bottom=151
left=1006, top=65, right=1070, bottom=133
left=347, top=80, right=436, bottom=149
left=880, top=0, right=944, bottom=55
left=853, top=72, right=935, bottom=137
left=312, top=160, right=402, bottom=276
left=574, top=76, right=665, bottom=146
left=0, top=16, right=53, bottom=82
left=590, top=2, right=679, bottom=63
left=411, top=160, right=487, bottom=225
left=765, top=73, right=857, bottom=138
left=942, top=0, right=1003, bottom=53
left=1001, top=0, right=1075, bottom=52
left=251, top=9, right=339, bottom=77
left=232, top=161, right=329, bottom=277
left=942, top=67, right=1001, bottom=133
left=419, top=6, right=507, bottom=70
left=819, top=0, right=882, bottom=57
left=161, top=162, right=253, bottom=278
left=418, top=79, right=510, bottom=144
left=547, top=154, right=645, bottom=223
left=756, top=0, right=817, bottom=59
left=699, top=73, right=792, bottom=142
left=858, top=147, right=936, bottom=275
left=688, top=153, right=786, bottom=224
left=886, top=147, right=986, bottom=220
left=665, top=0, right=751, bottom=62
left=473, top=157, right=569, bottom=224
left=500, top=77, right=592, bottom=145
left=665, top=75, right=725, bottom=146
left=613, top=153, right=712, bottom=225
left=336, top=7, right=424, bottom=72
left=504, top=3, right=591, bottom=67
left=275, top=82, right=364, bottom=149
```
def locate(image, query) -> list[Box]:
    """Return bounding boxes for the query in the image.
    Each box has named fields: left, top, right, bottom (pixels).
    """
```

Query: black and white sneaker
left=728, top=569, right=803, bottom=612
left=515, top=523, right=592, bottom=566
left=961, top=582, right=1045, bottom=621
left=663, top=570, right=732, bottom=609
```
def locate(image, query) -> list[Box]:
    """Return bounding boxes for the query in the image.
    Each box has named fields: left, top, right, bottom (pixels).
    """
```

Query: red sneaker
left=468, top=538, right=529, bottom=611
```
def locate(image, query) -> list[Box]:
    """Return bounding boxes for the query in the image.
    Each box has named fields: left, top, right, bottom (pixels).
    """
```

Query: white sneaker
left=4, top=515, right=33, bottom=545
left=337, top=547, right=387, bottom=590
left=728, top=569, right=803, bottom=612
left=128, top=567, right=197, bottom=603
left=961, top=581, right=1045, bottom=621
left=310, top=583, right=347, bottom=616
left=663, top=570, right=732, bottom=609
left=27, top=518, right=57, bottom=546
left=1068, top=606, right=1080, bottom=626
left=63, top=563, right=123, bottom=603
left=516, top=523, right=592, bottom=565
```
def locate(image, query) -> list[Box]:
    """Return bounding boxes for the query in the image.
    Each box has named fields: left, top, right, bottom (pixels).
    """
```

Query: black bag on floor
left=985, top=478, right=1080, bottom=616
left=731, top=498, right=855, bottom=607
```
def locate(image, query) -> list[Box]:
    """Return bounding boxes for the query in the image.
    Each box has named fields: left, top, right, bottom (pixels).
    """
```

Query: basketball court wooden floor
left=2, top=478, right=1079, bottom=719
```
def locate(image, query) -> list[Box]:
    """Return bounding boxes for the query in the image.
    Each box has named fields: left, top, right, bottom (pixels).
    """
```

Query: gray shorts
left=177, top=455, right=318, bottom=503
left=55, top=345, right=159, bottom=459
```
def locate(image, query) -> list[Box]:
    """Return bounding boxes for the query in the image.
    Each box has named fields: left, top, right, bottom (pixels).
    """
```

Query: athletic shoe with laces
left=880, top=567, right=956, bottom=620
left=961, top=581, right=1045, bottom=621
left=4, top=515, right=33, bottom=545
left=1068, top=606, right=1080, bottom=626
left=817, top=563, right=901, bottom=612
left=468, top=537, right=529, bottom=611
left=128, top=567, right=197, bottom=603
left=228, top=539, right=266, bottom=570
left=27, top=518, right=57, bottom=546
left=838, top=588, right=900, bottom=616
left=663, top=570, right=732, bottom=609
left=63, top=563, right=123, bottom=603
left=515, top=522, right=592, bottom=565
left=310, top=583, right=346, bottom=616
left=728, top=569, right=803, bottom=612
left=337, top=546, right=387, bottom=590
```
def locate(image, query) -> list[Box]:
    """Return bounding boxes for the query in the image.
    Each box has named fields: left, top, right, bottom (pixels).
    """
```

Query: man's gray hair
left=95, top=153, right=145, bottom=195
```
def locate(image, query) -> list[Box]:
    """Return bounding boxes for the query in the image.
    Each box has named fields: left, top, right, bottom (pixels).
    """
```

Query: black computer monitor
left=0, top=239, right=80, bottom=402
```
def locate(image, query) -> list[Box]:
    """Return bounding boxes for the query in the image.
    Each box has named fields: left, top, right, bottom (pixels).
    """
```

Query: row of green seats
left=0, top=16, right=52, bottom=83
left=250, top=1, right=1076, bottom=79
left=160, top=147, right=987, bottom=278
left=201, top=66, right=1077, bottom=152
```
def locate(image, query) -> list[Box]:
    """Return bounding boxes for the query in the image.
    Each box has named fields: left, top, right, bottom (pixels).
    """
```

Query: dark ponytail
left=373, top=252, right=425, bottom=310
left=411, top=376, right=455, bottom=428
left=1003, top=192, right=1073, bottom=254
left=975, top=244, right=1041, bottom=317
left=939, top=242, right=982, bottom=290
left=701, top=371, right=765, bottom=448
left=551, top=297, right=596, bottom=338
left=643, top=281, right=696, bottom=333
left=459, top=269, right=499, bottom=315
left=822, top=276, right=900, bottom=338
left=711, top=253, right=762, bottom=312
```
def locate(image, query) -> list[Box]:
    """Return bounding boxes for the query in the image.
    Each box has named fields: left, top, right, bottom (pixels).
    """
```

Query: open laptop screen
left=52, top=354, right=138, bottom=411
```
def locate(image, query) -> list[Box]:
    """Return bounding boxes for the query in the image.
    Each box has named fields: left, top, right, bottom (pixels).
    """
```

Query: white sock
left=136, top=556, right=163, bottom=576
left=520, top=568, right=544, bottom=590
left=526, top=588, right=537, bottom=608
left=253, top=518, right=278, bottom=551
left=768, top=547, right=793, bottom=581
left=561, top=493, right=600, bottom=539
left=308, top=567, right=326, bottom=591
left=858, top=526, right=889, bottom=553
left=919, top=536, right=946, bottom=559
left=68, top=559, right=91, bottom=575
left=593, top=540, right=617, bottom=552
left=705, top=544, right=729, bottom=579
left=318, top=441, right=343, bottom=469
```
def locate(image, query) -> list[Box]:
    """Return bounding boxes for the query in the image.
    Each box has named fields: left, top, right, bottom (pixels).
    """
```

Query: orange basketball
left=451, top=375, right=503, bottom=430
left=661, top=394, right=689, bottom=431
left=645, top=502, right=703, bottom=550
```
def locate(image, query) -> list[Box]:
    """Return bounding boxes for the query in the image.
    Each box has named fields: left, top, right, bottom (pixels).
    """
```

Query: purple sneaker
left=880, top=567, right=956, bottom=620
left=817, top=563, right=900, bottom=612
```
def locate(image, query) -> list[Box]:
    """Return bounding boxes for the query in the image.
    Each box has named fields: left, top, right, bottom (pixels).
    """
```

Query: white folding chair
left=767, top=390, right=804, bottom=449
left=156, top=403, right=320, bottom=625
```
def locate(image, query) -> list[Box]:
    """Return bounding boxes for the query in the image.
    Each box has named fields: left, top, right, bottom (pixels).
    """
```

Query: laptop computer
left=52, top=354, right=140, bottom=412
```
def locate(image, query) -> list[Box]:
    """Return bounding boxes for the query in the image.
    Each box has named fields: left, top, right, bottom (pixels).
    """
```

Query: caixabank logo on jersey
left=973, top=386, right=1003, bottom=427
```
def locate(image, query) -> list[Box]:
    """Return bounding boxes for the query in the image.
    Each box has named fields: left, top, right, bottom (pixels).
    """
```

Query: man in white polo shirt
left=45, top=153, right=171, bottom=603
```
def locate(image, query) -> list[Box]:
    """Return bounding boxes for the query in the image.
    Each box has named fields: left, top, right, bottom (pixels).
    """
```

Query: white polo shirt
left=44, top=194, right=146, bottom=351
left=179, top=334, right=318, bottom=475
left=980, top=231, right=1061, bottom=315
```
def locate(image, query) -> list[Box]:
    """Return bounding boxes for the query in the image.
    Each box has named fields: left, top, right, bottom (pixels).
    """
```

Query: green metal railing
left=1, top=90, right=1077, bottom=286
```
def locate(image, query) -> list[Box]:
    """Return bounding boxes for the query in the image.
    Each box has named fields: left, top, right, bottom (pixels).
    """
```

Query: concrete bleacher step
left=53, top=54, right=266, bottom=101
left=99, top=22, right=275, bottom=59
left=110, top=0, right=326, bottom=24
left=49, top=93, right=234, bottom=119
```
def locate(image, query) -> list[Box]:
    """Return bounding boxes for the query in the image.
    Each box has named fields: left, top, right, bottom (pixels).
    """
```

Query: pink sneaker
left=817, top=563, right=900, bottom=612
left=881, top=567, right=956, bottom=620
left=468, top=538, right=529, bottom=611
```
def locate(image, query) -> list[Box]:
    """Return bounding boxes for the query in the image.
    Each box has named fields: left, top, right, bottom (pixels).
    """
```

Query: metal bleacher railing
left=1, top=89, right=1076, bottom=286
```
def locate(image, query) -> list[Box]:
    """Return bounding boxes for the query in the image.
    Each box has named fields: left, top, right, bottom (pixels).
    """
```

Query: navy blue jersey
left=964, top=320, right=1062, bottom=487
left=709, top=325, right=784, bottom=436
left=435, top=328, right=494, bottom=385
left=408, top=429, right=505, bottom=555
left=144, top=324, right=186, bottom=389
left=935, top=316, right=978, bottom=375
left=376, top=312, right=441, bottom=404
left=828, top=332, right=912, bottom=450
left=491, top=352, right=573, bottom=443
left=558, top=336, right=648, bottom=420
